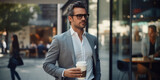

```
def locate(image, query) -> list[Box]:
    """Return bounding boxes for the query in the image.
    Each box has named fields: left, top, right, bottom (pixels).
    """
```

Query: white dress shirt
left=70, top=27, right=94, bottom=80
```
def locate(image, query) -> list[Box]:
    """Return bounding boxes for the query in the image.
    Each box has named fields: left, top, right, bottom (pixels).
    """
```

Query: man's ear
left=68, top=16, right=72, bottom=22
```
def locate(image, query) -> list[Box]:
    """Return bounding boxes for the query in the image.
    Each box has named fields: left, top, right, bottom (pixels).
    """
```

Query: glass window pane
left=89, top=0, right=110, bottom=80
left=132, top=0, right=160, bottom=80
left=99, top=0, right=110, bottom=80
left=112, top=0, right=131, bottom=80
left=88, top=0, right=98, bottom=36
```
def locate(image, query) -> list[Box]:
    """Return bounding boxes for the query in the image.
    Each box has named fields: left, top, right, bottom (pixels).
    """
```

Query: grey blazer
left=43, top=30, right=101, bottom=80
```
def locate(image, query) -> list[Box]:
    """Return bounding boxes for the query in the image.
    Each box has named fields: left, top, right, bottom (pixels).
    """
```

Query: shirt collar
left=70, top=27, right=75, bottom=36
left=70, top=26, right=86, bottom=36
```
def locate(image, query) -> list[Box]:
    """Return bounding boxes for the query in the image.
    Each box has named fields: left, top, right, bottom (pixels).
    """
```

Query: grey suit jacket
left=43, top=30, right=101, bottom=80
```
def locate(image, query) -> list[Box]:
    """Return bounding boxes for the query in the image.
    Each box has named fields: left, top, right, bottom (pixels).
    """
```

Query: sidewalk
left=0, top=46, right=109, bottom=80
left=0, top=54, right=54, bottom=80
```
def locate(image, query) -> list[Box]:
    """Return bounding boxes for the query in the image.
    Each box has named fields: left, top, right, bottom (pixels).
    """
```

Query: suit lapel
left=66, top=30, right=76, bottom=66
left=86, top=33, right=96, bottom=66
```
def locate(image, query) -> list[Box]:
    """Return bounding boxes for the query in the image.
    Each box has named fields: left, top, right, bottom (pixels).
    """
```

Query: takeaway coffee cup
left=76, top=61, right=87, bottom=79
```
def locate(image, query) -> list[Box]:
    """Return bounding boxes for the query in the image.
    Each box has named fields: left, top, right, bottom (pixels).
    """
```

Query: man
left=0, top=40, right=2, bottom=54
left=141, top=25, right=160, bottom=57
left=1, top=40, right=6, bottom=54
left=43, top=1, right=101, bottom=80
left=37, top=41, right=46, bottom=58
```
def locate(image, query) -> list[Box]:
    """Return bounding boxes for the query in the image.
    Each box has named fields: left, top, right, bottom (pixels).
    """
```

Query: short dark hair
left=68, top=1, right=87, bottom=16
left=149, top=25, right=157, bottom=32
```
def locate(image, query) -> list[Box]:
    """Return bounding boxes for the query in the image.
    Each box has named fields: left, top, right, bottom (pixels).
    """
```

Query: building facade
left=13, top=4, right=58, bottom=48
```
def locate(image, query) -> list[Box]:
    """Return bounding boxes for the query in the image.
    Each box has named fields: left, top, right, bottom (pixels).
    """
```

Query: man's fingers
left=71, top=73, right=82, bottom=77
left=69, top=68, right=82, bottom=74
left=70, top=70, right=82, bottom=74
left=64, top=68, right=83, bottom=78
left=69, top=68, right=81, bottom=71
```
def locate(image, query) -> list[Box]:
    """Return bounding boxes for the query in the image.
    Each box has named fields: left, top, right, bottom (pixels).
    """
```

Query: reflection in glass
left=132, top=0, right=160, bottom=80
left=112, top=0, right=131, bottom=80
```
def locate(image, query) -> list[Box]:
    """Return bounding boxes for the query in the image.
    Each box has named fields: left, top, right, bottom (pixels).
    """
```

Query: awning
left=133, top=8, right=160, bottom=21
left=136, top=8, right=160, bottom=18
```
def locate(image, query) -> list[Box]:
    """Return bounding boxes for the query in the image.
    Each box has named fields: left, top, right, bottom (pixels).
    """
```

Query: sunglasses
left=71, top=14, right=89, bottom=19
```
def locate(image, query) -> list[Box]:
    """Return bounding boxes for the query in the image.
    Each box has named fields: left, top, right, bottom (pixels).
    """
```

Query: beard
left=72, top=19, right=86, bottom=30
left=78, top=20, right=86, bottom=28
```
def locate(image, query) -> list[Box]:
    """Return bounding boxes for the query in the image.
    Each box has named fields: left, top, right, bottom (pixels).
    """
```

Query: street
left=0, top=47, right=109, bottom=80
left=0, top=54, right=54, bottom=80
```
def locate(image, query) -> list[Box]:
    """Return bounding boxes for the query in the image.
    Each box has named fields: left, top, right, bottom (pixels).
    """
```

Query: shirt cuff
left=62, top=69, right=65, bottom=77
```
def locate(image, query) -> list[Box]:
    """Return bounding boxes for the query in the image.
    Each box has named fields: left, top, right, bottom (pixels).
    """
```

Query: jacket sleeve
left=43, top=37, right=65, bottom=79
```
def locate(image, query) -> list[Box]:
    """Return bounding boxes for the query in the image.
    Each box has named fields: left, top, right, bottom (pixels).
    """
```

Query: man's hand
left=64, top=68, right=82, bottom=78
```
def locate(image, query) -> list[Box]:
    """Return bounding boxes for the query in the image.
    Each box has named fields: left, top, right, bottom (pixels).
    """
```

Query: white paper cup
left=76, top=61, right=87, bottom=79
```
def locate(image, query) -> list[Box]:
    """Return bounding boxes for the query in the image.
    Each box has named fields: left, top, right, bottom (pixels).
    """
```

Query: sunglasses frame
left=71, top=14, right=89, bottom=19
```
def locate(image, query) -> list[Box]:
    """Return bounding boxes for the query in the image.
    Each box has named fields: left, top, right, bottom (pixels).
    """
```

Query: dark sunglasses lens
left=76, top=14, right=89, bottom=19
left=77, top=15, right=83, bottom=19
left=84, top=14, right=89, bottom=18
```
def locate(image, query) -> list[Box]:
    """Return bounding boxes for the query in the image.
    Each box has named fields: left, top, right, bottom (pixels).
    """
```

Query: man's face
left=148, top=28, right=156, bottom=38
left=69, top=7, right=88, bottom=29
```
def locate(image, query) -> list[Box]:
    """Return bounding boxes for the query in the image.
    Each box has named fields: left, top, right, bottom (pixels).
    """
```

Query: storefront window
left=98, top=0, right=110, bottom=80
left=112, top=0, right=160, bottom=80
left=132, top=0, right=160, bottom=80
left=89, top=0, right=110, bottom=80
left=88, top=0, right=98, bottom=36
left=88, top=0, right=110, bottom=80
left=112, top=0, right=131, bottom=80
